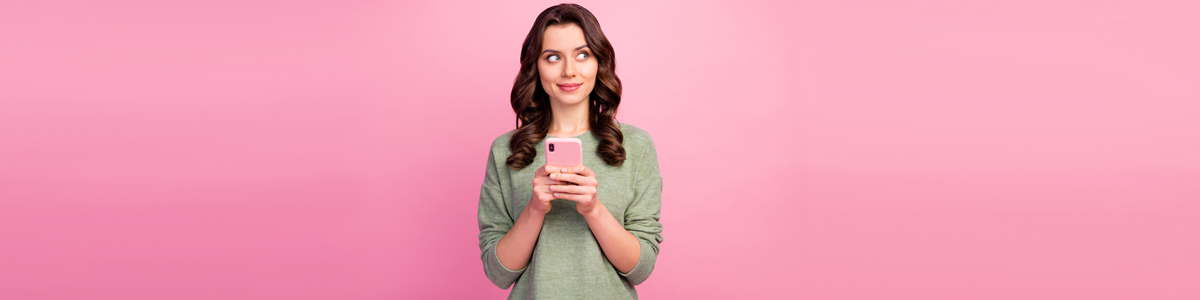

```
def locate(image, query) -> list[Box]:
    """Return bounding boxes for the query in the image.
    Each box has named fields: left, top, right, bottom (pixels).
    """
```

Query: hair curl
left=506, top=3, right=625, bottom=170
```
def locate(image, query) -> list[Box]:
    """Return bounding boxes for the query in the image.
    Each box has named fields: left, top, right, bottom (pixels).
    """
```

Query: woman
left=477, top=3, right=664, bottom=299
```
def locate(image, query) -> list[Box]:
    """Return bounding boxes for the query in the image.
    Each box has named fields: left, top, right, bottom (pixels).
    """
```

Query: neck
left=548, top=97, right=590, bottom=136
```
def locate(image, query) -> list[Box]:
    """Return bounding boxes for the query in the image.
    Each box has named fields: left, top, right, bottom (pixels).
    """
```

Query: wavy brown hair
left=506, top=3, right=624, bottom=170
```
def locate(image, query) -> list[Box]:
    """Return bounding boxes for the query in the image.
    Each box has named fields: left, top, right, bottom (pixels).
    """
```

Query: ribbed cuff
left=484, top=242, right=526, bottom=289
left=617, top=239, right=656, bottom=285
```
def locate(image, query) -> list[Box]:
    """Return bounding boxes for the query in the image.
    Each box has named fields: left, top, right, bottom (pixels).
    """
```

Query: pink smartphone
left=545, top=137, right=583, bottom=167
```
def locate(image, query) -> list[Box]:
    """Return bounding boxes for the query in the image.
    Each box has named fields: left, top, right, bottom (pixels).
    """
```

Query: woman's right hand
left=528, top=164, right=562, bottom=215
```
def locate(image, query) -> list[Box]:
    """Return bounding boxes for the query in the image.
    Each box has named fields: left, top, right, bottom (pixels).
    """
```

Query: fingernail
left=549, top=174, right=556, bottom=179
left=549, top=186, right=556, bottom=191
left=561, top=167, right=568, bottom=172
left=553, top=193, right=560, bottom=197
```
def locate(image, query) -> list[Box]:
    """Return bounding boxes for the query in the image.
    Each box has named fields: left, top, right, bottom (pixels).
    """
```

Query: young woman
left=476, top=4, right=664, bottom=299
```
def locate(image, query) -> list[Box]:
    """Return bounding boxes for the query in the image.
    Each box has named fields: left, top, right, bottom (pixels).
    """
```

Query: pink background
left=2, top=0, right=1198, bottom=299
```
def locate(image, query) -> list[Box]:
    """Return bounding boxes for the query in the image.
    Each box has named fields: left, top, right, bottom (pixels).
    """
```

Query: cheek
left=538, top=64, right=555, bottom=88
left=583, top=61, right=599, bottom=82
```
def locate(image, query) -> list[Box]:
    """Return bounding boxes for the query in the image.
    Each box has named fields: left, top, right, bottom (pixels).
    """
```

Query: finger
left=557, top=165, right=593, bottom=177
left=549, top=173, right=595, bottom=186
left=574, top=165, right=595, bottom=177
left=536, top=164, right=562, bottom=177
left=552, top=192, right=587, bottom=202
left=535, top=186, right=559, bottom=197
left=550, top=184, right=594, bottom=195
left=534, top=177, right=565, bottom=187
left=548, top=173, right=578, bottom=184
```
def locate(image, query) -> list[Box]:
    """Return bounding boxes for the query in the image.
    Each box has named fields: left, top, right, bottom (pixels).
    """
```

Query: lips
left=557, top=83, right=581, bottom=92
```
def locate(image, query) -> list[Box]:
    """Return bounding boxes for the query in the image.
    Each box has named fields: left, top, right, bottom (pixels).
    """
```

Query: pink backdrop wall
left=2, top=0, right=1197, bottom=299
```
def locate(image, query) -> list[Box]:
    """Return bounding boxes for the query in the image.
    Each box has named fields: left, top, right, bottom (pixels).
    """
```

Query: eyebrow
left=541, top=45, right=590, bottom=55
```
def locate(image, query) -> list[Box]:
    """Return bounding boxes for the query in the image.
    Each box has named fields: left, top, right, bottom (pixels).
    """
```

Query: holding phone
left=545, top=137, right=583, bottom=167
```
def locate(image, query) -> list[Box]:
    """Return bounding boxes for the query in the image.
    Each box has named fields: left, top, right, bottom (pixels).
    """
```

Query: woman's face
left=538, top=23, right=597, bottom=107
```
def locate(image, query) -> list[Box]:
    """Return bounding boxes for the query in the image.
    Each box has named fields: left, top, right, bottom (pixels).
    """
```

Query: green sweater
left=477, top=122, right=664, bottom=300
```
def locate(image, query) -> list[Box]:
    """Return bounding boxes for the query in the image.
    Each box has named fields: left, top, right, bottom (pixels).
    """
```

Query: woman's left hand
left=549, top=165, right=601, bottom=215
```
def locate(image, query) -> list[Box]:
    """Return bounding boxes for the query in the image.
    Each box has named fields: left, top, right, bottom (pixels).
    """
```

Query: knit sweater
left=477, top=122, right=664, bottom=300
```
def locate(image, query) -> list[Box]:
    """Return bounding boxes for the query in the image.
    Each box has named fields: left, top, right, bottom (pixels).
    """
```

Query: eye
left=546, top=54, right=560, bottom=62
left=576, top=52, right=588, bottom=60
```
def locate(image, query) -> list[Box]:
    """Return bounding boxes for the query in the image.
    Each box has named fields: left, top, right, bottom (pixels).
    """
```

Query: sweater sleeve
left=616, top=132, right=664, bottom=285
left=478, top=148, right=525, bottom=289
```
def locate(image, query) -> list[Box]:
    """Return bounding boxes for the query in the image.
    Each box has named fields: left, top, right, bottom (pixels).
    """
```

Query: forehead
left=541, top=23, right=587, bottom=50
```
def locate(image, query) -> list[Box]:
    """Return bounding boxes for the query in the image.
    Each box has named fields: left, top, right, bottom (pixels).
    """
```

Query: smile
left=557, top=83, right=581, bottom=92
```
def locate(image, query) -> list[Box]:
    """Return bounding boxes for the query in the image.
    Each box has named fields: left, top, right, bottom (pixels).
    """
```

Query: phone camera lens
left=549, top=144, right=555, bottom=152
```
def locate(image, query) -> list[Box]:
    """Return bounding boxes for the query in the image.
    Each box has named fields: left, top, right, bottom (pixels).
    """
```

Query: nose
left=562, top=56, right=576, bottom=77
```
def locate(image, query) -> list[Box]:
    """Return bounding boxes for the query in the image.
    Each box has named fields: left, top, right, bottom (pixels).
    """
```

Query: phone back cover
left=544, top=137, right=583, bottom=167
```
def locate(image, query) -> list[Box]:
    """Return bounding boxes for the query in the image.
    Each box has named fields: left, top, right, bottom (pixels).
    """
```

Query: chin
left=553, top=94, right=590, bottom=106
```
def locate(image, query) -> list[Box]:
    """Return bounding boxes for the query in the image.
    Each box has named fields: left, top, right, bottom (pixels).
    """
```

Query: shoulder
left=618, top=122, right=657, bottom=154
left=489, top=129, right=517, bottom=156
left=617, top=122, right=660, bottom=176
left=619, top=123, right=657, bottom=162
